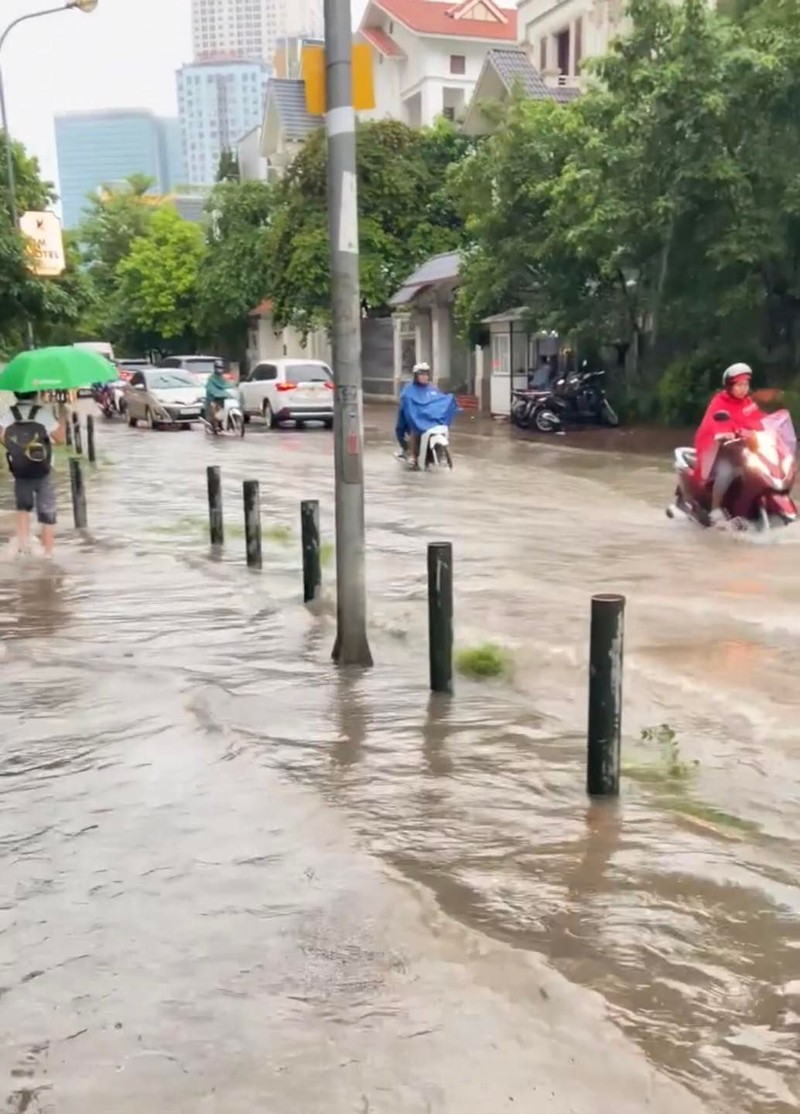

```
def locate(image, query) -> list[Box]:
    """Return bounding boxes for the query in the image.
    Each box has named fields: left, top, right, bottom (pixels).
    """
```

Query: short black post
left=71, top=411, right=83, bottom=455
left=69, top=457, right=87, bottom=529
left=86, top=414, right=96, bottom=464
left=587, top=593, right=625, bottom=797
left=301, top=499, right=321, bottom=602
left=243, top=480, right=262, bottom=569
left=64, top=406, right=73, bottom=448
left=206, top=465, right=224, bottom=547
left=427, top=542, right=453, bottom=694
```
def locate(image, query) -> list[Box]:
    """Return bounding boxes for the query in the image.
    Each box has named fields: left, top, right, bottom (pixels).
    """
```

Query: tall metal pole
left=324, top=0, right=372, bottom=667
left=0, top=5, right=91, bottom=351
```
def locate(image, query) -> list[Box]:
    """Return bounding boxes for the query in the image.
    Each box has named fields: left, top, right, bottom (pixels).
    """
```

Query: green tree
left=77, top=174, right=156, bottom=336
left=0, top=133, right=89, bottom=355
left=195, top=180, right=274, bottom=357
left=216, top=149, right=240, bottom=182
left=266, top=119, right=472, bottom=333
left=114, top=206, right=205, bottom=355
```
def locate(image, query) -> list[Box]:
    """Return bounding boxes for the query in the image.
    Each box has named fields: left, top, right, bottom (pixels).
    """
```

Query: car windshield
left=285, top=363, right=332, bottom=385
left=147, top=371, right=199, bottom=390
left=185, top=359, right=223, bottom=375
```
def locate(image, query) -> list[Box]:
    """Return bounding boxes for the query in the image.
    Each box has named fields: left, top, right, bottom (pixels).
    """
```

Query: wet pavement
left=2, top=404, right=800, bottom=1112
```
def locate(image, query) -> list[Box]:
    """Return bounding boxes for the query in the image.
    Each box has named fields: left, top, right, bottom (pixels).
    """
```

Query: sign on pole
left=19, top=210, right=66, bottom=277
left=302, top=44, right=375, bottom=115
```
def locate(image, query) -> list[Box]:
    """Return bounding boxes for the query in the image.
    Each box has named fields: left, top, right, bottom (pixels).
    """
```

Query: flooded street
left=2, top=405, right=800, bottom=1112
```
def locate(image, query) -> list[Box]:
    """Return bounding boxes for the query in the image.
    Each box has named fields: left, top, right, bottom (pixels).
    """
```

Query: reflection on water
left=2, top=413, right=800, bottom=1111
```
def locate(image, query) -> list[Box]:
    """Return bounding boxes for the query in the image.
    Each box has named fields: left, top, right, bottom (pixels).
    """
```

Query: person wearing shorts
left=0, top=392, right=63, bottom=556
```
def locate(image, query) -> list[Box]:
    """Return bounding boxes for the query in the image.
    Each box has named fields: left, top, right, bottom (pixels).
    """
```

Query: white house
left=357, top=0, right=518, bottom=127
left=237, top=125, right=269, bottom=182
left=517, top=0, right=627, bottom=84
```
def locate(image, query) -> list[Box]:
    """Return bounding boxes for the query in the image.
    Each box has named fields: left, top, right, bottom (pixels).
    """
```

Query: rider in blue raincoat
left=395, top=362, right=458, bottom=469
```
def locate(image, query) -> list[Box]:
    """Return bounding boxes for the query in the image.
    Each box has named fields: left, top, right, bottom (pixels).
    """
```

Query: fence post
left=428, top=542, right=453, bottom=694
left=587, top=593, right=625, bottom=797
left=206, top=465, right=223, bottom=547
left=69, top=457, right=87, bottom=529
left=243, top=480, right=262, bottom=569
left=301, top=499, right=321, bottom=602
left=71, top=412, right=83, bottom=456
left=86, top=414, right=96, bottom=464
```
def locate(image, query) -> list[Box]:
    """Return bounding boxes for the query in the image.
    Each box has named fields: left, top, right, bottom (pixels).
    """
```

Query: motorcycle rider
left=205, top=367, right=232, bottom=430
left=396, top=362, right=434, bottom=469
left=694, top=362, right=765, bottom=524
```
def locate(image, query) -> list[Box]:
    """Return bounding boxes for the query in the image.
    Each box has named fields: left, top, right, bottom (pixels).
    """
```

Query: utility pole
left=324, top=0, right=373, bottom=667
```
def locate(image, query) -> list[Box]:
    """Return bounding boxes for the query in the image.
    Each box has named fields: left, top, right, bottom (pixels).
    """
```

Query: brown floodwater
left=1, top=406, right=799, bottom=1112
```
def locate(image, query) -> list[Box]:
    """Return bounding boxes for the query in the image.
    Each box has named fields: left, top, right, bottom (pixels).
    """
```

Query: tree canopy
left=266, top=118, right=474, bottom=334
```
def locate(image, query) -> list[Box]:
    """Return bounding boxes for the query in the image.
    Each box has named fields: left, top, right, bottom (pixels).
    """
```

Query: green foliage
left=639, top=723, right=699, bottom=781
left=455, top=642, right=514, bottom=679
left=266, top=119, right=473, bottom=333
left=115, top=206, right=206, bottom=354
left=0, top=133, right=91, bottom=356
left=195, top=180, right=274, bottom=355
left=216, top=149, right=240, bottom=183
left=452, top=0, right=800, bottom=416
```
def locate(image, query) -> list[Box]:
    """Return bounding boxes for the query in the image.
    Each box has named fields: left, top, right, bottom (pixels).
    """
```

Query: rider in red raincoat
left=694, top=363, right=765, bottom=524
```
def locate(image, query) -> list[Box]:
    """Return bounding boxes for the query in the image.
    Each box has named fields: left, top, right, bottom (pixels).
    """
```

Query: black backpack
left=4, top=405, right=53, bottom=480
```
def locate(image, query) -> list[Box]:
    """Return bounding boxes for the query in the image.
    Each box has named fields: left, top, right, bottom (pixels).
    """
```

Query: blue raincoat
left=395, top=381, right=458, bottom=447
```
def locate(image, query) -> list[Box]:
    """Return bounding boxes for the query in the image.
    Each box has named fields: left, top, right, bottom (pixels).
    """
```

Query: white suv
left=240, top=359, right=334, bottom=429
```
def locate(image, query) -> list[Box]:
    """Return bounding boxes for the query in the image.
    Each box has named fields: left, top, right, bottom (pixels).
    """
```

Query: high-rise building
left=191, top=0, right=323, bottom=66
left=55, top=110, right=182, bottom=229
left=177, top=59, right=269, bottom=186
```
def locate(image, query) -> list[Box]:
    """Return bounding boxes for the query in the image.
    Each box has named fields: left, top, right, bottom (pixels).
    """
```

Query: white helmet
left=722, top=362, right=753, bottom=387
left=412, top=362, right=431, bottom=378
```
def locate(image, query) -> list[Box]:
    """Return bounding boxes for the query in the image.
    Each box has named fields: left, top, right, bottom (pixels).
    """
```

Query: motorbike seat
left=675, top=447, right=697, bottom=472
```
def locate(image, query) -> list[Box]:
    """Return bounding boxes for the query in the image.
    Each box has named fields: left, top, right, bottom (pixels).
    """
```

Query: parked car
left=239, top=359, right=334, bottom=428
left=124, top=368, right=206, bottom=429
left=159, top=354, right=233, bottom=385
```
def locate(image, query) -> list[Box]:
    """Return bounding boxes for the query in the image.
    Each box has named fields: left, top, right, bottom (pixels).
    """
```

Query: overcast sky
left=3, top=0, right=194, bottom=191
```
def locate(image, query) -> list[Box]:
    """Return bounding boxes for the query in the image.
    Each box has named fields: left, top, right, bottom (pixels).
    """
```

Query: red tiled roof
left=250, top=300, right=273, bottom=316
left=368, top=0, right=516, bottom=40
left=361, top=27, right=406, bottom=56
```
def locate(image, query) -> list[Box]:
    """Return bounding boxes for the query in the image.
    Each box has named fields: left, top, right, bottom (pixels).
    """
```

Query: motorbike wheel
left=432, top=444, right=453, bottom=470
left=534, top=408, right=559, bottom=433
left=511, top=404, right=530, bottom=430
left=602, top=399, right=620, bottom=427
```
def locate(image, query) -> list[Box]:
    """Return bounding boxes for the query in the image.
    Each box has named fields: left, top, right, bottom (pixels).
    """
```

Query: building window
left=555, top=28, right=570, bottom=75
left=539, top=37, right=546, bottom=71
left=450, top=54, right=466, bottom=75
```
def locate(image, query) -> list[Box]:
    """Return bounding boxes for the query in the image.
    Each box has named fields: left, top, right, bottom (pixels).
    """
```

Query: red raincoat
left=694, top=389, right=765, bottom=482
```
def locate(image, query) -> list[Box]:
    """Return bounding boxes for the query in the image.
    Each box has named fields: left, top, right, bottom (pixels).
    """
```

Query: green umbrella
left=0, top=346, right=117, bottom=394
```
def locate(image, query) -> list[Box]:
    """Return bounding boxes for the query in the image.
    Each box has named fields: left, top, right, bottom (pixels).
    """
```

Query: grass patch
left=152, top=515, right=207, bottom=537
left=264, top=524, right=292, bottom=545
left=455, top=642, right=514, bottom=680
left=662, top=797, right=761, bottom=836
left=637, top=723, right=699, bottom=782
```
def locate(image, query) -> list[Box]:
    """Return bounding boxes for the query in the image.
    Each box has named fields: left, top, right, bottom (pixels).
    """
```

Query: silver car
left=124, top=369, right=206, bottom=429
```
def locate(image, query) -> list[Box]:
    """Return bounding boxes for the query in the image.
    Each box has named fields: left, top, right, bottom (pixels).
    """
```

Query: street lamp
left=0, top=1, right=99, bottom=271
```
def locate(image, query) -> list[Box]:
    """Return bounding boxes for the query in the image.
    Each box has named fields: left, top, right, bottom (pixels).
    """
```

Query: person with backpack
left=0, top=390, right=64, bottom=556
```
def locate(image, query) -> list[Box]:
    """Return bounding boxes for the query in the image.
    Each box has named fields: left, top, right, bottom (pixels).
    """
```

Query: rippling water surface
left=2, top=409, right=800, bottom=1112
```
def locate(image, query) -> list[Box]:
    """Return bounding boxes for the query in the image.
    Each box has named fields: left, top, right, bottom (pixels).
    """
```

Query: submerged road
left=1, top=405, right=799, bottom=1112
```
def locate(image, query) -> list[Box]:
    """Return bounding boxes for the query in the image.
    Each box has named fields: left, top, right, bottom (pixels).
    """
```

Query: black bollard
left=86, top=414, right=96, bottom=464
left=69, top=457, right=87, bottom=529
left=587, top=593, right=626, bottom=797
left=427, top=542, right=454, bottom=695
left=207, top=465, right=224, bottom=547
left=71, top=412, right=83, bottom=455
left=243, top=480, right=262, bottom=569
left=301, top=499, right=321, bottom=602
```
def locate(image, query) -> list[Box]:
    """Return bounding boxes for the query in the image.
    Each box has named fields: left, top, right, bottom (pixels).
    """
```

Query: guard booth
left=483, top=308, right=565, bottom=416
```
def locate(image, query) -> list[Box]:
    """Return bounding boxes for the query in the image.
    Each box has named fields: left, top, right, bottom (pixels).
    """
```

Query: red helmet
left=722, top=362, right=753, bottom=388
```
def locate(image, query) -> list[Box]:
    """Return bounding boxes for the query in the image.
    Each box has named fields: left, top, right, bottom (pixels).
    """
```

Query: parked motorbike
left=666, top=408, right=798, bottom=530
left=511, top=388, right=563, bottom=433
left=548, top=368, right=619, bottom=428
left=202, top=395, right=245, bottom=437
left=93, top=381, right=127, bottom=419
